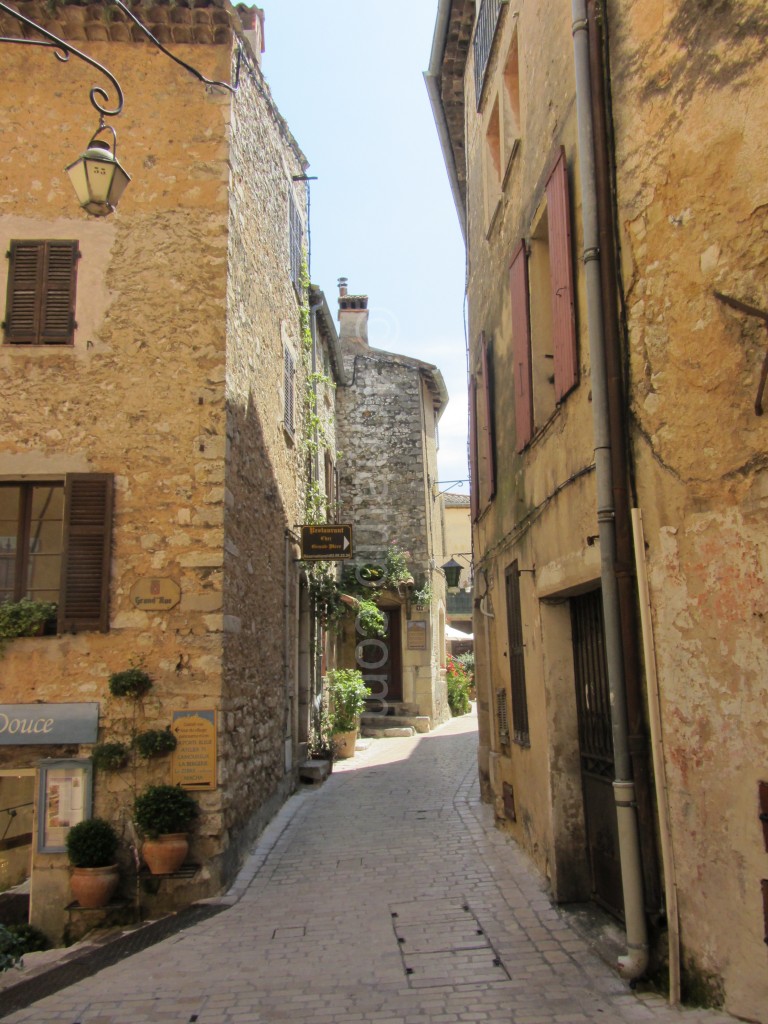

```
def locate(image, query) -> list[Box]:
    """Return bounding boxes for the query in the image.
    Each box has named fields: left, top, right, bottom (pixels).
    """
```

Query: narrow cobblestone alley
left=3, top=713, right=736, bottom=1024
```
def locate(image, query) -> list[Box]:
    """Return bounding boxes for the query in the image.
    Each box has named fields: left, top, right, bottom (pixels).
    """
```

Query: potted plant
left=0, top=599, right=57, bottom=654
left=133, top=784, right=198, bottom=875
left=108, top=666, right=153, bottom=699
left=65, top=818, right=120, bottom=909
left=326, top=668, right=371, bottom=759
left=133, top=726, right=177, bottom=759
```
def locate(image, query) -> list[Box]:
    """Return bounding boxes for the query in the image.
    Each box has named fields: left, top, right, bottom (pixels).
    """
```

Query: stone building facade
left=430, top=0, right=768, bottom=1019
left=334, top=285, right=451, bottom=728
left=0, top=0, right=319, bottom=942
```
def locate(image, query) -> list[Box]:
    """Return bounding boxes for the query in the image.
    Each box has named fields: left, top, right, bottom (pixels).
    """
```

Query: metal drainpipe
left=586, top=0, right=661, bottom=915
left=571, top=0, right=649, bottom=981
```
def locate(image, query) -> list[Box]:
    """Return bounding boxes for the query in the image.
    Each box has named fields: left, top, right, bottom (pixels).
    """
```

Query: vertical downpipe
left=571, top=0, right=649, bottom=981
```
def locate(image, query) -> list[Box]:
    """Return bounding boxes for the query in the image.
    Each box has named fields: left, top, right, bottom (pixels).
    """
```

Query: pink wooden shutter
left=480, top=332, right=496, bottom=502
left=546, top=148, right=578, bottom=400
left=509, top=241, right=533, bottom=452
left=468, top=376, right=480, bottom=522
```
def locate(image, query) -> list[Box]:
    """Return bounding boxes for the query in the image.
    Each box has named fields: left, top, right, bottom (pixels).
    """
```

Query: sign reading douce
left=0, top=703, right=99, bottom=745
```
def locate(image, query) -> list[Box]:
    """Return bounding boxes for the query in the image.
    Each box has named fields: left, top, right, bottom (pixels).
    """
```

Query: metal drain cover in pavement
left=390, top=897, right=510, bottom=988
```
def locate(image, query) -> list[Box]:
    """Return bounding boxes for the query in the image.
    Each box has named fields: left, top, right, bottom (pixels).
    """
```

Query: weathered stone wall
left=462, top=0, right=594, bottom=899
left=610, top=2, right=768, bottom=1017
left=0, top=21, right=311, bottom=939
left=221, top=41, right=309, bottom=876
left=335, top=342, right=448, bottom=723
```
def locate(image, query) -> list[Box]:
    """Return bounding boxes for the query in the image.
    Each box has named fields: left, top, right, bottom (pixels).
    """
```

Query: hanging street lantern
left=441, top=558, right=463, bottom=592
left=65, top=122, right=131, bottom=217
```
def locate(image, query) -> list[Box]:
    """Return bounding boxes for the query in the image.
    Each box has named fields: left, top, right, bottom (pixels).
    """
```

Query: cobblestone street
left=3, top=712, right=736, bottom=1024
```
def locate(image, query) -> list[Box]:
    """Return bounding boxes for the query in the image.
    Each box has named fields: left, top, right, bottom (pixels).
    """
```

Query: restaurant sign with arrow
left=300, top=524, right=354, bottom=560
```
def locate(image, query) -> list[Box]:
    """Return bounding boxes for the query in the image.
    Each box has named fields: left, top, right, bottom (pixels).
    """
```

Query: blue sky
left=260, top=1, right=469, bottom=493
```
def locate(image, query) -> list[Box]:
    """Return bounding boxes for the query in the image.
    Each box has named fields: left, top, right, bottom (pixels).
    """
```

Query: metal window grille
left=505, top=561, right=530, bottom=745
left=496, top=688, right=509, bottom=746
left=289, top=190, right=303, bottom=296
left=283, top=347, right=295, bottom=434
left=473, top=0, right=504, bottom=109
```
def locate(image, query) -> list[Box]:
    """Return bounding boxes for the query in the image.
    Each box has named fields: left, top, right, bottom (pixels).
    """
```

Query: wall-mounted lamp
left=441, top=558, right=463, bottom=592
left=66, top=122, right=131, bottom=217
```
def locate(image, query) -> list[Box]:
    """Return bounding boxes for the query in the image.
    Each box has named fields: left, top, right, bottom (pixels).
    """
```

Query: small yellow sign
left=171, top=710, right=217, bottom=791
left=130, top=577, right=181, bottom=611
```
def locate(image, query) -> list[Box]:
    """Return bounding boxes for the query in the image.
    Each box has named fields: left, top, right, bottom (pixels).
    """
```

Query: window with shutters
left=469, top=332, right=497, bottom=521
left=509, top=147, right=578, bottom=451
left=283, top=346, right=296, bottom=437
left=3, top=240, right=79, bottom=346
left=0, top=474, right=113, bottom=633
left=289, top=190, right=303, bottom=298
left=480, top=26, right=521, bottom=233
left=505, top=560, right=530, bottom=746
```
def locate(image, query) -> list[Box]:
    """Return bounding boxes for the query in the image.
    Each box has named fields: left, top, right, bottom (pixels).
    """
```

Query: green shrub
left=133, top=727, right=177, bottom=759
left=357, top=599, right=386, bottom=638
left=6, top=924, right=48, bottom=955
left=0, top=924, right=23, bottom=972
left=134, top=785, right=198, bottom=839
left=91, top=741, right=130, bottom=771
left=108, top=667, right=153, bottom=699
left=0, top=599, right=57, bottom=653
left=326, top=668, right=371, bottom=733
left=65, top=818, right=119, bottom=868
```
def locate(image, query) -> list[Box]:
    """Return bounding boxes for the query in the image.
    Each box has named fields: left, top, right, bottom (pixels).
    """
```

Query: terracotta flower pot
left=70, top=864, right=119, bottom=908
left=333, top=730, right=357, bottom=759
left=142, top=833, right=189, bottom=875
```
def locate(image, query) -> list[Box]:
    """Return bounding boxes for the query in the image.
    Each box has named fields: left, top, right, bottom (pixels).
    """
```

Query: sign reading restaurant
left=0, top=703, right=99, bottom=745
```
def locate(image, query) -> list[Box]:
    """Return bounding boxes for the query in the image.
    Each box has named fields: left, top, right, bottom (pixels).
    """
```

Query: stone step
left=361, top=725, right=416, bottom=739
left=298, top=759, right=332, bottom=785
left=360, top=713, right=431, bottom=734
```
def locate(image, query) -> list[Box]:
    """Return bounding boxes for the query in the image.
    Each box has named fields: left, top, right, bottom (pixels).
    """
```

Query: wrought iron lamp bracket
left=0, top=0, right=237, bottom=123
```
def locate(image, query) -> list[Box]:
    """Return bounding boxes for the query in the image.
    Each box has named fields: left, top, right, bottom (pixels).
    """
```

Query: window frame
left=505, top=560, right=530, bottom=747
left=0, top=473, right=113, bottom=634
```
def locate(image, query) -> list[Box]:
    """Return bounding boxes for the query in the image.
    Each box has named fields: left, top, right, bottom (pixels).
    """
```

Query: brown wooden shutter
left=468, top=376, right=480, bottom=522
left=59, top=474, right=113, bottom=633
left=4, top=240, right=77, bottom=345
left=546, top=148, right=578, bottom=400
left=480, top=332, right=496, bottom=503
left=509, top=241, right=533, bottom=452
left=41, top=242, right=79, bottom=344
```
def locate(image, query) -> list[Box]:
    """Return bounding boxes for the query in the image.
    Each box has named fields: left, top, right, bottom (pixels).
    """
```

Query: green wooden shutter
left=58, top=474, right=113, bottom=633
left=4, top=240, right=78, bottom=345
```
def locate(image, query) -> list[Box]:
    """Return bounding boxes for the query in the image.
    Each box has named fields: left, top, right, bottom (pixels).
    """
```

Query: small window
left=505, top=561, right=529, bottom=746
left=324, top=451, right=336, bottom=522
left=3, top=240, right=79, bottom=346
left=288, top=190, right=303, bottom=297
left=283, top=347, right=296, bottom=436
left=500, top=31, right=521, bottom=180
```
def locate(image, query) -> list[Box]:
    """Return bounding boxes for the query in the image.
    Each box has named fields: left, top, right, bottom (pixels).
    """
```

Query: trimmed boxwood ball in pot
left=133, top=784, right=198, bottom=839
left=65, top=818, right=119, bottom=868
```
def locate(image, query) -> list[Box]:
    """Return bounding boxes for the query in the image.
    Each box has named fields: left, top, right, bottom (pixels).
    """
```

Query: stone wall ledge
left=0, top=0, right=256, bottom=44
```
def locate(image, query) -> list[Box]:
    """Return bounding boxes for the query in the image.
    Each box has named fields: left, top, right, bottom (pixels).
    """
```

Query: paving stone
left=0, top=712, right=739, bottom=1024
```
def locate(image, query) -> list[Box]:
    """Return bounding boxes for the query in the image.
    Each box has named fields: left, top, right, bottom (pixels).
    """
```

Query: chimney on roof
left=337, top=279, right=369, bottom=345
